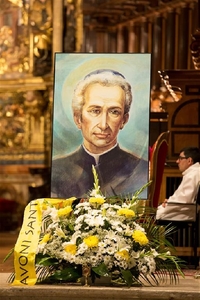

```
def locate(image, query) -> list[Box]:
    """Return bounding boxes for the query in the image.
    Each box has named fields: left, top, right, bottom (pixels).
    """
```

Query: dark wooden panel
left=171, top=131, right=200, bottom=157
left=160, top=70, right=200, bottom=162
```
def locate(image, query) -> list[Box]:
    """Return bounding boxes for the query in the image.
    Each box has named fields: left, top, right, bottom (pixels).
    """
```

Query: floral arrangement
left=7, top=166, right=184, bottom=287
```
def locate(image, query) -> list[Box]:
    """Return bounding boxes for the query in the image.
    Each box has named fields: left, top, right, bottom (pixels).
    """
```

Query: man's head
left=72, top=69, right=132, bottom=154
left=176, top=147, right=200, bottom=172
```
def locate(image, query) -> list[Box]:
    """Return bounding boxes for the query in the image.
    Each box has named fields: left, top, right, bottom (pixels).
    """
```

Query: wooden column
left=53, top=0, right=63, bottom=55
left=165, top=9, right=176, bottom=69
left=128, top=21, right=135, bottom=52
left=117, top=25, right=124, bottom=52
left=177, top=4, right=190, bottom=69
left=139, top=17, right=148, bottom=53
left=108, top=28, right=117, bottom=53
left=83, top=26, right=95, bottom=52
left=151, top=13, right=163, bottom=88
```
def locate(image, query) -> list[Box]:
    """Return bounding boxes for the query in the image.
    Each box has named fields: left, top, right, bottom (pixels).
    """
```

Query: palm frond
left=3, top=247, right=14, bottom=262
left=41, top=214, right=52, bottom=234
left=36, top=265, right=56, bottom=283
left=7, top=272, right=15, bottom=283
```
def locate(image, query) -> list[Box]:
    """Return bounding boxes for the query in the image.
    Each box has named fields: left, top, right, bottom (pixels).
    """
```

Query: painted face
left=176, top=151, right=193, bottom=172
left=74, top=83, right=129, bottom=154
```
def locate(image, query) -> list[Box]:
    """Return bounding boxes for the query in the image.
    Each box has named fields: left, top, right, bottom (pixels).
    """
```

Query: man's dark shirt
left=51, top=145, right=148, bottom=198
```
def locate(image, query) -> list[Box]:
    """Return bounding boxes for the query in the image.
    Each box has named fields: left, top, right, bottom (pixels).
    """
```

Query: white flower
left=106, top=246, right=116, bottom=255
left=85, top=215, right=104, bottom=227
left=150, top=248, right=159, bottom=257
left=90, top=189, right=105, bottom=198
left=77, top=243, right=88, bottom=255
left=55, top=227, right=66, bottom=238
left=49, top=207, right=59, bottom=221
left=33, top=172, right=182, bottom=286
left=140, top=265, right=148, bottom=274
left=128, top=257, right=136, bottom=269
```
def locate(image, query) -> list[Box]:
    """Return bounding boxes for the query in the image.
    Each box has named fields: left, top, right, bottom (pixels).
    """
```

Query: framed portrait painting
left=51, top=53, right=151, bottom=199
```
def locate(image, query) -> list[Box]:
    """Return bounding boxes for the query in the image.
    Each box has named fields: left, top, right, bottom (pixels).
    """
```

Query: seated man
left=156, top=147, right=200, bottom=221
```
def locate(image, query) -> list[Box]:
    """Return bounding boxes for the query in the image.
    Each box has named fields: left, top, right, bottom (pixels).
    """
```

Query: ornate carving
left=30, top=0, right=53, bottom=76
left=190, top=28, right=200, bottom=70
left=0, top=1, right=30, bottom=78
left=0, top=0, right=53, bottom=78
left=0, top=82, right=51, bottom=164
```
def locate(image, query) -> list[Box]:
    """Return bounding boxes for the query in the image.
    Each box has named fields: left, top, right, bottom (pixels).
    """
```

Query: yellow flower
left=46, top=199, right=65, bottom=209
left=42, top=203, right=48, bottom=210
left=89, top=197, right=105, bottom=205
left=116, top=249, right=130, bottom=260
left=58, top=206, right=72, bottom=217
left=40, top=233, right=51, bottom=244
left=132, top=230, right=149, bottom=245
left=84, top=236, right=99, bottom=248
left=64, top=244, right=77, bottom=255
left=117, top=208, right=135, bottom=218
left=64, top=197, right=77, bottom=206
left=43, top=198, right=76, bottom=209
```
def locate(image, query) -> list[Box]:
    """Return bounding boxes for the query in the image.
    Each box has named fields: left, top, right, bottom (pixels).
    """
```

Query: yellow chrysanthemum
left=117, top=208, right=135, bottom=218
left=64, top=244, right=77, bottom=255
left=116, top=249, right=130, bottom=260
left=89, top=197, right=105, bottom=205
left=84, top=236, right=99, bottom=248
left=132, top=230, right=149, bottom=245
left=58, top=206, right=73, bottom=217
left=40, top=233, right=51, bottom=244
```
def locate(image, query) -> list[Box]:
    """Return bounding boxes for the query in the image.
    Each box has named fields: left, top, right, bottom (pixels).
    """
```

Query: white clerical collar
left=83, top=143, right=118, bottom=164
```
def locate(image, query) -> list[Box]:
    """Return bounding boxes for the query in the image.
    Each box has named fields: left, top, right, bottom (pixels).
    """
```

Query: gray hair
left=72, top=69, right=132, bottom=115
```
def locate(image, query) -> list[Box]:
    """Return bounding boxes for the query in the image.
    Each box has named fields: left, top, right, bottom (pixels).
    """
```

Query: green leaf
left=36, top=254, right=59, bottom=266
left=39, top=266, right=82, bottom=283
left=121, top=269, right=133, bottom=287
left=92, top=263, right=109, bottom=276
left=68, top=223, right=74, bottom=231
left=51, top=267, right=81, bottom=282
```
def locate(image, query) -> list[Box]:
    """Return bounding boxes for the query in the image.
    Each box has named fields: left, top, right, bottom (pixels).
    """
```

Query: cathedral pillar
left=164, top=8, right=176, bottom=69
left=177, top=4, right=190, bottom=68
left=53, top=0, right=63, bottom=56
left=117, top=25, right=124, bottom=52
left=151, top=13, right=163, bottom=88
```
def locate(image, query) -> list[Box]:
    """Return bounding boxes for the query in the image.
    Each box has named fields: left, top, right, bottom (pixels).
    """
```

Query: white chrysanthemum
left=103, top=255, right=112, bottom=265
left=96, top=252, right=103, bottom=260
left=118, top=260, right=128, bottom=269
left=90, top=255, right=98, bottom=266
left=147, top=257, right=156, bottom=273
left=77, top=243, right=88, bottom=255
left=106, top=246, right=116, bottom=255
left=85, top=215, right=105, bottom=227
left=36, top=243, right=45, bottom=253
left=98, top=241, right=106, bottom=249
left=75, top=214, right=85, bottom=224
left=134, top=222, right=145, bottom=232
left=139, top=264, right=148, bottom=274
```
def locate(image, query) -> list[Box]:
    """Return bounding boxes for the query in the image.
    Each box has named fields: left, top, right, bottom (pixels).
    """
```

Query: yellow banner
left=13, top=199, right=44, bottom=286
